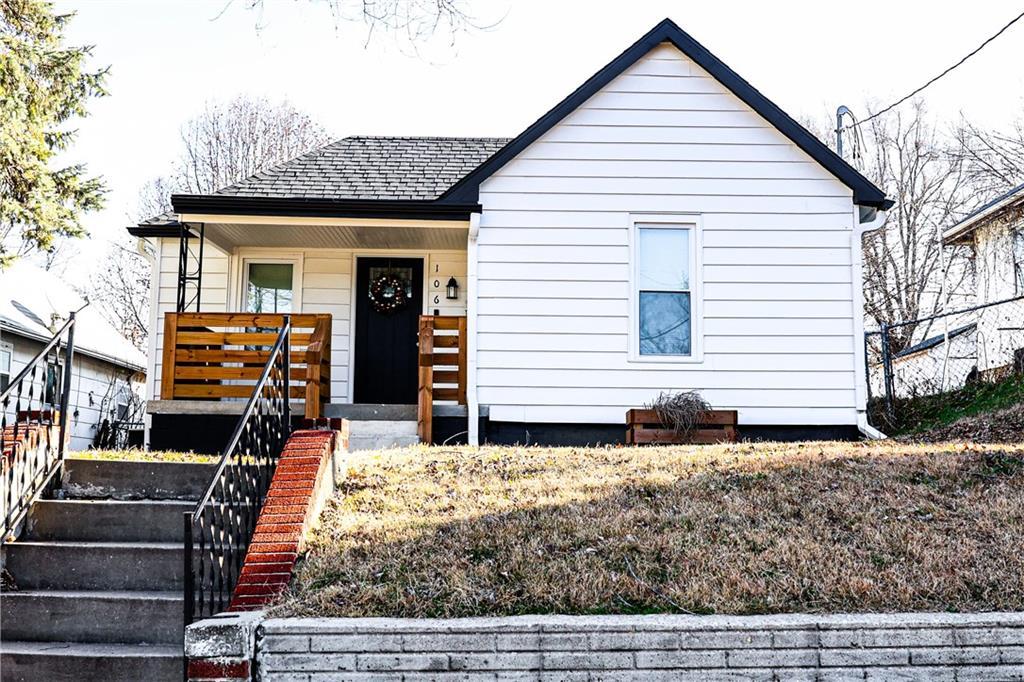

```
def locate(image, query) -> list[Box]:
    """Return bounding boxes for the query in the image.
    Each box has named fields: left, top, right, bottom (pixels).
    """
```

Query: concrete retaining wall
left=227, top=612, right=1024, bottom=681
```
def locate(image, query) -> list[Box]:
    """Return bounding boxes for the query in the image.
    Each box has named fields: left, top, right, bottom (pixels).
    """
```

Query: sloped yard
left=278, top=441, right=1024, bottom=618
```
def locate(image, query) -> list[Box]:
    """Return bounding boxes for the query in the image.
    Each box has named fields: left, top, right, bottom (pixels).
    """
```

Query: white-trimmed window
left=631, top=218, right=700, bottom=361
left=0, top=340, right=12, bottom=393
left=243, top=260, right=297, bottom=314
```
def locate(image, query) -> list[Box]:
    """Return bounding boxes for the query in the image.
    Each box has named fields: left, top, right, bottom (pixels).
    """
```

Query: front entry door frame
left=347, top=252, right=430, bottom=404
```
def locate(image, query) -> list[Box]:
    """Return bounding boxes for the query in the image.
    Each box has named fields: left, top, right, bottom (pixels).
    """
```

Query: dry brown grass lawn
left=278, top=441, right=1024, bottom=618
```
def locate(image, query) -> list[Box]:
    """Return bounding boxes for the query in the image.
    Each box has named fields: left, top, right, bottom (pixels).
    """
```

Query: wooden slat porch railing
left=417, top=315, right=467, bottom=444
left=160, top=313, right=331, bottom=419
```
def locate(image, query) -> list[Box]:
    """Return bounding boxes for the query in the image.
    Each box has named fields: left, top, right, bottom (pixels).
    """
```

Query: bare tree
left=139, top=95, right=331, bottom=218
left=239, top=0, right=494, bottom=48
left=89, top=239, right=152, bottom=352
left=859, top=102, right=974, bottom=351
left=951, top=115, right=1024, bottom=198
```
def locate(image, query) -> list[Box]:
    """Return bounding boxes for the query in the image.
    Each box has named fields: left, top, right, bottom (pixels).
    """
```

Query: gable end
left=442, top=18, right=890, bottom=209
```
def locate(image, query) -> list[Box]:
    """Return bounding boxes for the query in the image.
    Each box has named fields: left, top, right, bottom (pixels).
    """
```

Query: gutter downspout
left=467, top=213, right=481, bottom=446
left=852, top=207, right=888, bottom=440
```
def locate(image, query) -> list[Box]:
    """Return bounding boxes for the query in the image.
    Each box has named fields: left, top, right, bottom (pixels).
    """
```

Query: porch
left=149, top=311, right=468, bottom=452
left=135, top=205, right=477, bottom=452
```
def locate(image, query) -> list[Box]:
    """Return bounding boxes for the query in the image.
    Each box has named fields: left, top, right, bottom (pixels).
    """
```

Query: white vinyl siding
left=475, top=41, right=859, bottom=427
left=148, top=243, right=466, bottom=403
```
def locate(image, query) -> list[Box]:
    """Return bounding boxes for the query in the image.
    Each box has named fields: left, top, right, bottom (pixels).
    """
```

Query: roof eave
left=169, top=194, right=480, bottom=221
left=441, top=18, right=889, bottom=209
left=0, top=321, right=146, bottom=373
left=942, top=192, right=1024, bottom=244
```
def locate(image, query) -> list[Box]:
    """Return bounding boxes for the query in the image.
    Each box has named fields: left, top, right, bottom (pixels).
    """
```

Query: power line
left=847, top=8, right=1024, bottom=130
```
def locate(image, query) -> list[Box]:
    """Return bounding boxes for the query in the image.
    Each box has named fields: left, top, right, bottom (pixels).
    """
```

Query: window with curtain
left=246, top=263, right=294, bottom=314
left=637, top=225, right=692, bottom=356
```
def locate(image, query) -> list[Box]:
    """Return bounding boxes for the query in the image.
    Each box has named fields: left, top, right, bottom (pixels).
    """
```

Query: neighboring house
left=0, top=263, right=146, bottom=450
left=129, top=19, right=891, bottom=446
left=870, top=323, right=978, bottom=399
left=943, top=182, right=1024, bottom=378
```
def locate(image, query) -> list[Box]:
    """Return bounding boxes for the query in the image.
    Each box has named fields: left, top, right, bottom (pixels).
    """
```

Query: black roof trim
left=127, top=224, right=185, bottom=238
left=441, top=18, right=891, bottom=210
left=170, top=194, right=480, bottom=221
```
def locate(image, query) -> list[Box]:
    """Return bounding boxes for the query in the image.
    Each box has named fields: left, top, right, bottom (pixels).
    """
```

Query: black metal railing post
left=183, top=511, right=194, bottom=628
left=283, top=315, right=291, bottom=430
left=57, top=312, right=76, bottom=462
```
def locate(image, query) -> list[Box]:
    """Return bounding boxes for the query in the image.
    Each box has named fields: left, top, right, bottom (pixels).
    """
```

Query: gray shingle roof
left=214, top=136, right=510, bottom=202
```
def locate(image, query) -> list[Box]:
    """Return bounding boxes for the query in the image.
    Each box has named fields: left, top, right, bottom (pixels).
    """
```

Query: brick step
left=3, top=541, right=184, bottom=591
left=60, top=458, right=216, bottom=500
left=0, top=590, right=182, bottom=645
left=24, top=499, right=194, bottom=543
left=0, top=640, right=182, bottom=681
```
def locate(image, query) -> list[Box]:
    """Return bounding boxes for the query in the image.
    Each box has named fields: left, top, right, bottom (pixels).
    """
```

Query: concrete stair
left=1, top=458, right=216, bottom=681
left=346, top=419, right=419, bottom=451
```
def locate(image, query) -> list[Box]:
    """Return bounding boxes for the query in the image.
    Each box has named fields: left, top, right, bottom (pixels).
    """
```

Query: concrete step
left=325, top=403, right=417, bottom=420
left=0, top=641, right=182, bottom=682
left=3, top=541, right=183, bottom=591
left=325, top=403, right=468, bottom=420
left=0, top=590, right=182, bottom=645
left=61, top=458, right=216, bottom=500
left=24, top=499, right=193, bottom=542
left=348, top=434, right=420, bottom=452
left=347, top=420, right=419, bottom=437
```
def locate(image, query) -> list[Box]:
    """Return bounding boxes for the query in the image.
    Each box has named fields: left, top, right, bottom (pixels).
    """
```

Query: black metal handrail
left=1, top=313, right=76, bottom=541
left=184, top=316, right=291, bottom=625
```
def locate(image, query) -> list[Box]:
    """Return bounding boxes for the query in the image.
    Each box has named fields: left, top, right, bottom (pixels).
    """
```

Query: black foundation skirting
left=149, top=413, right=240, bottom=455
left=481, top=420, right=860, bottom=446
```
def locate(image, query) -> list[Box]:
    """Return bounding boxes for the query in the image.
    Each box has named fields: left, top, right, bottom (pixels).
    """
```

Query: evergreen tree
left=0, top=0, right=107, bottom=266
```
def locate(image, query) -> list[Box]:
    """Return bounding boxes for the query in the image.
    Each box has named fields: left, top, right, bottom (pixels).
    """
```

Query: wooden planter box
left=626, top=409, right=738, bottom=445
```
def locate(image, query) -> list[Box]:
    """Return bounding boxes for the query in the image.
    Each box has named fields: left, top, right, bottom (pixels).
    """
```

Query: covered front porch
left=140, top=213, right=474, bottom=452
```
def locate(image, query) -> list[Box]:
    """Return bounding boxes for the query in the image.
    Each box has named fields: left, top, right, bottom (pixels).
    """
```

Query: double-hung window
left=632, top=220, right=699, bottom=360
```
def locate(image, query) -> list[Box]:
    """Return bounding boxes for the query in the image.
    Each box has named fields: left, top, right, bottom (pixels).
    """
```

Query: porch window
left=632, top=220, right=698, bottom=359
left=246, top=263, right=294, bottom=314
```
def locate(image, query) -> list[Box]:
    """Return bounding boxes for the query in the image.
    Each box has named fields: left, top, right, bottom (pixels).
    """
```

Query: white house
left=943, top=182, right=1024, bottom=379
left=129, top=19, right=891, bottom=447
left=0, top=263, right=147, bottom=450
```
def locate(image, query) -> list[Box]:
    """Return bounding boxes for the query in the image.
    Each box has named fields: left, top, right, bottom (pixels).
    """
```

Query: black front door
left=353, top=257, right=424, bottom=404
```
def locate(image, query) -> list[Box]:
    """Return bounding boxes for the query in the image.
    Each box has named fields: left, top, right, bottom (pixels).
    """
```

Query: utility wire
left=846, top=8, right=1024, bottom=130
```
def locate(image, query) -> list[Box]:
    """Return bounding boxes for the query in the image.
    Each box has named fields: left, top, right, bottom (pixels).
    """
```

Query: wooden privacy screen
left=160, top=313, right=332, bottom=419
left=417, top=315, right=467, bottom=444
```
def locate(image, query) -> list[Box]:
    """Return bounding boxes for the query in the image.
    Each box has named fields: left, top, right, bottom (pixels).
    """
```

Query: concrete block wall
left=245, top=613, right=1024, bottom=680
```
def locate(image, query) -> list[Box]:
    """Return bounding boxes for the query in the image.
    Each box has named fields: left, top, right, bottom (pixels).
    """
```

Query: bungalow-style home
left=0, top=263, right=147, bottom=450
left=943, top=182, right=1024, bottom=380
left=129, top=18, right=892, bottom=448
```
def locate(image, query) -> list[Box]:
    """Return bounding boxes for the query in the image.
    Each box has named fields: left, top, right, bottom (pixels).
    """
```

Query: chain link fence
left=865, top=295, right=1024, bottom=431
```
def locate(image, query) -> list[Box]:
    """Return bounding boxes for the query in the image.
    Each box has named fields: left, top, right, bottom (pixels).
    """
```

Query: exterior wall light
left=446, top=277, right=459, bottom=300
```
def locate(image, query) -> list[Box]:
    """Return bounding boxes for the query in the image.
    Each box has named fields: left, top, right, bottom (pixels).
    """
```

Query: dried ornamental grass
left=276, top=441, right=1024, bottom=618
left=646, top=390, right=712, bottom=435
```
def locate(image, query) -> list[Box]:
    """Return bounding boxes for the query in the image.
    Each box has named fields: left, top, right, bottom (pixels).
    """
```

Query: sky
left=54, top=0, right=1024, bottom=284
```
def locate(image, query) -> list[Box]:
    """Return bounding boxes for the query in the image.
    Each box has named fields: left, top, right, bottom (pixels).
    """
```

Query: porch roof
left=128, top=137, right=508, bottom=237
